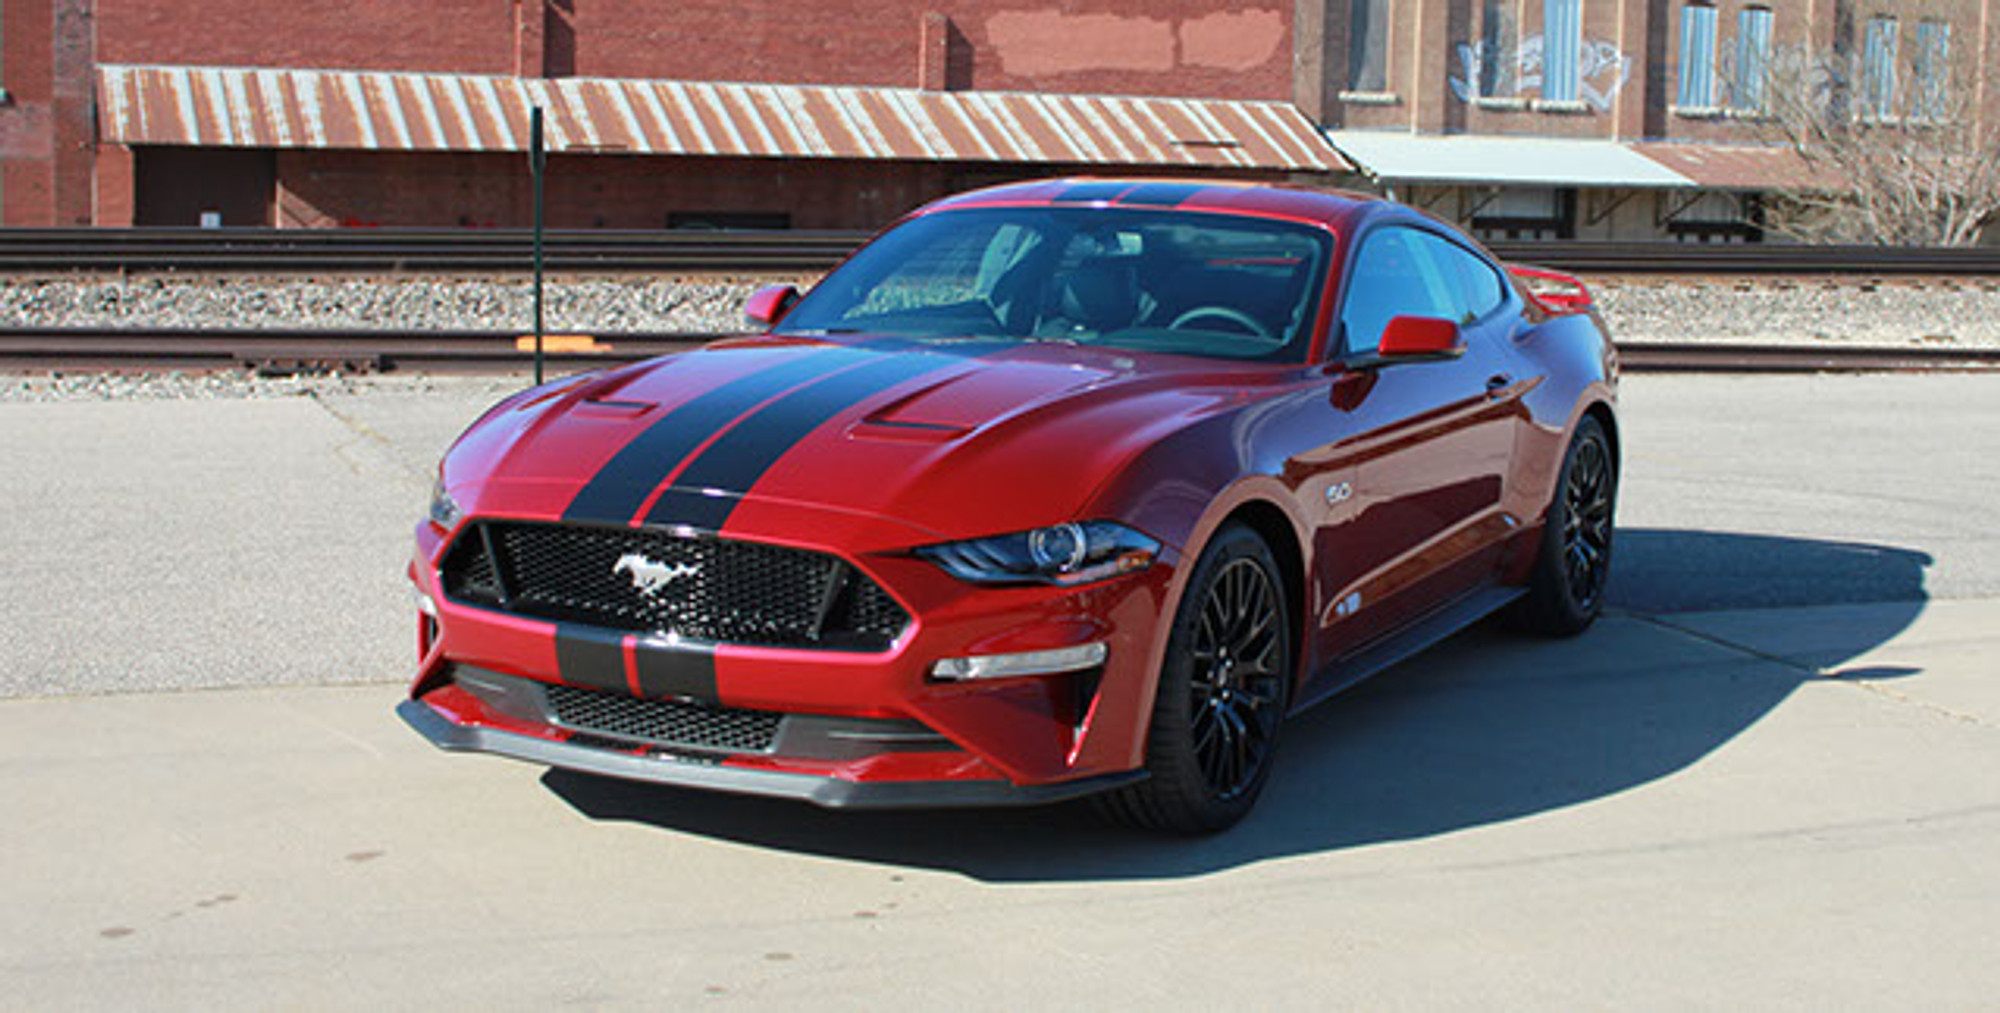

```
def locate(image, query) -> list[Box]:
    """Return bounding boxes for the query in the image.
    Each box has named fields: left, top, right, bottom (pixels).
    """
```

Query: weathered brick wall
left=95, top=0, right=517, bottom=73
left=273, top=151, right=957, bottom=231
left=566, top=1, right=1292, bottom=100
left=1, top=0, right=56, bottom=225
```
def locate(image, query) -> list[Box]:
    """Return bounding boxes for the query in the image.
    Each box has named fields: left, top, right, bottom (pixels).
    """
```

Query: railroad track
left=3, top=328, right=1996, bottom=375
left=4, top=228, right=2000, bottom=275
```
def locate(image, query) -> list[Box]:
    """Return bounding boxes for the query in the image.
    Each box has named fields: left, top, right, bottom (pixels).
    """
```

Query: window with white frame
left=1731, top=6, right=1774, bottom=111
left=1677, top=4, right=1719, bottom=109
left=1861, top=16, right=1899, bottom=120
left=1913, top=20, right=1950, bottom=121
left=1542, top=0, right=1583, bottom=103
left=1348, top=0, right=1393, bottom=93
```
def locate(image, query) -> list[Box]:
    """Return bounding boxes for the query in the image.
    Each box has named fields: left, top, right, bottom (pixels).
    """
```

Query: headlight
left=429, top=475, right=463, bottom=530
left=917, top=521, right=1159, bottom=586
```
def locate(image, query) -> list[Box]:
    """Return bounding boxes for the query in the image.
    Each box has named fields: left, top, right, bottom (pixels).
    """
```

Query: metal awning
left=1628, top=142, right=1828, bottom=192
left=1325, top=130, right=1694, bottom=188
left=97, top=64, right=1349, bottom=172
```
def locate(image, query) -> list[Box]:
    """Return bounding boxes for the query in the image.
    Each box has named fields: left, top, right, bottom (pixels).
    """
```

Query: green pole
left=530, top=105, right=546, bottom=386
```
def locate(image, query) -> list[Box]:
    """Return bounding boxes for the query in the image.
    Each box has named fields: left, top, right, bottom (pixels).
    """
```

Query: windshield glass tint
left=775, top=207, right=1334, bottom=362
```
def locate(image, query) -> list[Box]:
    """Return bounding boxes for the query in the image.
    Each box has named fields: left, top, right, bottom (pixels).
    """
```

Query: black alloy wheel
left=1188, top=556, right=1288, bottom=801
left=1098, top=523, right=1292, bottom=833
left=1511, top=414, right=1617, bottom=636
left=1560, top=424, right=1615, bottom=613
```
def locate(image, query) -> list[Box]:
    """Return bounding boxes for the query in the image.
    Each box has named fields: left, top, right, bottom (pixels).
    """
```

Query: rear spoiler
left=1506, top=265, right=1595, bottom=315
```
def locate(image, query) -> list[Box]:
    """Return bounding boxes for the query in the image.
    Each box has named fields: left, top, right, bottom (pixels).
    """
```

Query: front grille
left=546, top=683, right=781, bottom=753
left=440, top=520, right=910, bottom=650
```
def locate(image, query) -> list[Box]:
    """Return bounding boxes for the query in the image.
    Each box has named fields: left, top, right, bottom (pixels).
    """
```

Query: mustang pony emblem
left=613, top=553, right=700, bottom=599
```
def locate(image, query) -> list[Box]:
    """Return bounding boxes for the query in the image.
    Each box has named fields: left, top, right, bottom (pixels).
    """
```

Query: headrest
left=1054, top=258, right=1141, bottom=331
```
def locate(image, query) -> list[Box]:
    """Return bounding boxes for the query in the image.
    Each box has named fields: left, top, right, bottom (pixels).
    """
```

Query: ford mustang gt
left=399, top=179, right=1619, bottom=832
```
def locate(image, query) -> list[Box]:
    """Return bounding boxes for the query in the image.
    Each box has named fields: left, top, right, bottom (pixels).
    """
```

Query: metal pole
left=530, top=106, right=546, bottom=386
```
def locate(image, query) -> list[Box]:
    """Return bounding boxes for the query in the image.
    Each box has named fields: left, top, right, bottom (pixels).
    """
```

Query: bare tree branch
left=1729, top=42, right=2000, bottom=246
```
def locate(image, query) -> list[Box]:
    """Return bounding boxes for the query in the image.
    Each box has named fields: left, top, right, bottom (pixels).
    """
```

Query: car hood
left=442, top=334, right=1275, bottom=546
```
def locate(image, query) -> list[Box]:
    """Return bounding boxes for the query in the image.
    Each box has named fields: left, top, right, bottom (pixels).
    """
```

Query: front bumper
left=404, top=510, right=1182, bottom=803
left=398, top=696, right=1143, bottom=808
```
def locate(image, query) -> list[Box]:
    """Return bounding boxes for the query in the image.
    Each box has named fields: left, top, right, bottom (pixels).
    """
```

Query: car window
left=1420, top=232, right=1509, bottom=323
left=776, top=207, right=1334, bottom=363
left=1339, top=227, right=1458, bottom=354
left=839, top=219, right=1016, bottom=319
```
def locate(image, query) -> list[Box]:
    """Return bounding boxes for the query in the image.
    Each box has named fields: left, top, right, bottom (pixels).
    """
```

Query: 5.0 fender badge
left=614, top=553, right=700, bottom=599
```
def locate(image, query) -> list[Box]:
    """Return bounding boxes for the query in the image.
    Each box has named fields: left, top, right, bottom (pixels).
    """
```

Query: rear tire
left=1510, top=414, right=1616, bottom=636
left=1096, top=523, right=1292, bottom=833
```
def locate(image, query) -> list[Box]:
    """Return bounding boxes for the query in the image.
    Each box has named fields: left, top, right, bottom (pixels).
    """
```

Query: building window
left=1913, top=20, right=1950, bottom=121
left=1542, top=0, right=1583, bottom=103
left=1676, top=4, right=1719, bottom=109
left=1349, top=0, right=1392, bottom=93
left=1861, top=17, right=1899, bottom=120
left=1731, top=7, right=1774, bottom=112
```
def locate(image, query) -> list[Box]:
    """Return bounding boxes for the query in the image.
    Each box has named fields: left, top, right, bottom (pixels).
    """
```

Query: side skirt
left=1290, top=585, right=1524, bottom=715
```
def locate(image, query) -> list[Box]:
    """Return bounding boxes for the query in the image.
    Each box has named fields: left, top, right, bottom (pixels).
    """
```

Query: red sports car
left=399, top=179, right=1619, bottom=832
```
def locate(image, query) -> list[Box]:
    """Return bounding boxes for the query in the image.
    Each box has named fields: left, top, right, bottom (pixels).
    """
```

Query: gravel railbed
left=5, top=271, right=2000, bottom=403
left=0, top=273, right=812, bottom=336
left=0, top=371, right=526, bottom=403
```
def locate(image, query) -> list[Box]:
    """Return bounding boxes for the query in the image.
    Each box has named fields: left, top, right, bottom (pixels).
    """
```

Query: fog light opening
left=931, top=642, right=1108, bottom=681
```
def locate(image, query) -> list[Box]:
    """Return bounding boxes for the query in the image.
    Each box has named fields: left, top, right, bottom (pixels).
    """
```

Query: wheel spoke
left=1181, top=554, right=1294, bottom=798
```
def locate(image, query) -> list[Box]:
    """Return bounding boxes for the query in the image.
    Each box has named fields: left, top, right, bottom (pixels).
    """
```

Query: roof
left=1325, top=130, right=1695, bottom=189
left=96, top=64, right=1349, bottom=172
left=921, top=177, right=1375, bottom=227
left=1628, top=142, right=1830, bottom=192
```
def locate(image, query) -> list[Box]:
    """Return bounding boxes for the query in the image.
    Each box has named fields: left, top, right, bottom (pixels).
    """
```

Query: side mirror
left=1376, top=315, right=1465, bottom=360
left=743, top=284, right=801, bottom=328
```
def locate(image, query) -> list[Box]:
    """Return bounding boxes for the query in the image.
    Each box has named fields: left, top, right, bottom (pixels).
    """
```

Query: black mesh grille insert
left=439, top=520, right=910, bottom=650
left=547, top=683, right=781, bottom=753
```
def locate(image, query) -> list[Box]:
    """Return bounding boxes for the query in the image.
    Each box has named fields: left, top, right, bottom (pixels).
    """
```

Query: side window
left=1420, top=233, right=1509, bottom=323
left=1339, top=227, right=1457, bottom=354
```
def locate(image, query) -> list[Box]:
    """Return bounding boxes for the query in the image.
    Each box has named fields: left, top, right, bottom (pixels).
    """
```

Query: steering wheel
left=1168, top=305, right=1275, bottom=342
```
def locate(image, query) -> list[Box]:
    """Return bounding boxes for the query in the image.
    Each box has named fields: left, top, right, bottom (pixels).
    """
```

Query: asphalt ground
left=2, top=372, right=1997, bottom=1007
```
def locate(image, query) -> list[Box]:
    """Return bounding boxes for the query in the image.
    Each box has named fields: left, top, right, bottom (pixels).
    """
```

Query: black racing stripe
left=1117, top=182, right=1207, bottom=207
left=1051, top=181, right=1135, bottom=203
left=554, top=625, right=628, bottom=692
left=643, top=346, right=1015, bottom=531
left=562, top=347, right=874, bottom=524
left=643, top=351, right=966, bottom=530
left=632, top=640, right=718, bottom=702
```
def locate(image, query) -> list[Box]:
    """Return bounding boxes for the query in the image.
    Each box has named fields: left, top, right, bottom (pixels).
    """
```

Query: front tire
left=1098, top=523, right=1292, bottom=833
left=1511, top=414, right=1616, bottom=636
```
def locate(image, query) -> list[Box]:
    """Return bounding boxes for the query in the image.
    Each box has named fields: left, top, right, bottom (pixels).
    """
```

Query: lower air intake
left=545, top=683, right=781, bottom=754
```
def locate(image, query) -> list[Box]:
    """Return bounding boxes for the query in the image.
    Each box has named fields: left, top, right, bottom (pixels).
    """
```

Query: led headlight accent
left=428, top=475, right=463, bottom=531
left=918, top=521, right=1159, bottom=586
left=931, top=642, right=1108, bottom=681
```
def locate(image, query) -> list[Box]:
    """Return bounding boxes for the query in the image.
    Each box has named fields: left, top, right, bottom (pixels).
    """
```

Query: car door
left=1308, top=224, right=1521, bottom=661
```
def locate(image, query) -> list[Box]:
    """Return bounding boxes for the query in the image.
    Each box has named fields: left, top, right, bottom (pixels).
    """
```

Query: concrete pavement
left=2, top=371, right=1998, bottom=1008
left=1, top=598, right=1995, bottom=1008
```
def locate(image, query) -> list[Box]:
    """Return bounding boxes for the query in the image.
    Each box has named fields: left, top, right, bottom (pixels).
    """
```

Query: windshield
left=774, top=206, right=1334, bottom=363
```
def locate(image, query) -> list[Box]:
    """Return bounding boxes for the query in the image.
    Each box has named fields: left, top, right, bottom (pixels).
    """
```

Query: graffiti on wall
left=1450, top=33, right=1632, bottom=111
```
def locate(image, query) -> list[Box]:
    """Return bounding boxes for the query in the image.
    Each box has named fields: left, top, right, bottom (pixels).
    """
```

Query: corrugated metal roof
left=1629, top=142, right=1832, bottom=192
left=96, top=64, right=1348, bottom=172
left=1326, top=130, right=1696, bottom=189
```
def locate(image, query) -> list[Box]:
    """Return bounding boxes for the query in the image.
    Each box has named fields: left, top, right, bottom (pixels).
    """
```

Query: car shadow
left=542, top=528, right=1932, bottom=881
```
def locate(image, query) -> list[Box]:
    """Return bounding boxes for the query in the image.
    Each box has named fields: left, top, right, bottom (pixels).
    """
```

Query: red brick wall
left=567, top=1, right=1292, bottom=100
left=1, top=0, right=56, bottom=225
left=1, top=0, right=92, bottom=225
left=270, top=151, right=1277, bottom=231
left=91, top=0, right=1291, bottom=100
left=274, top=151, right=965, bottom=230
left=96, top=0, right=517, bottom=73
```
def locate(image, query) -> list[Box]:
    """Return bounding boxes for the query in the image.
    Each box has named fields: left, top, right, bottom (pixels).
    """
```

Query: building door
left=135, top=148, right=276, bottom=227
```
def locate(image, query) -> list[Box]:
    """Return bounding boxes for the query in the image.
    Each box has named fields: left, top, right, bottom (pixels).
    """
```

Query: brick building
left=2, top=0, right=1996, bottom=238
